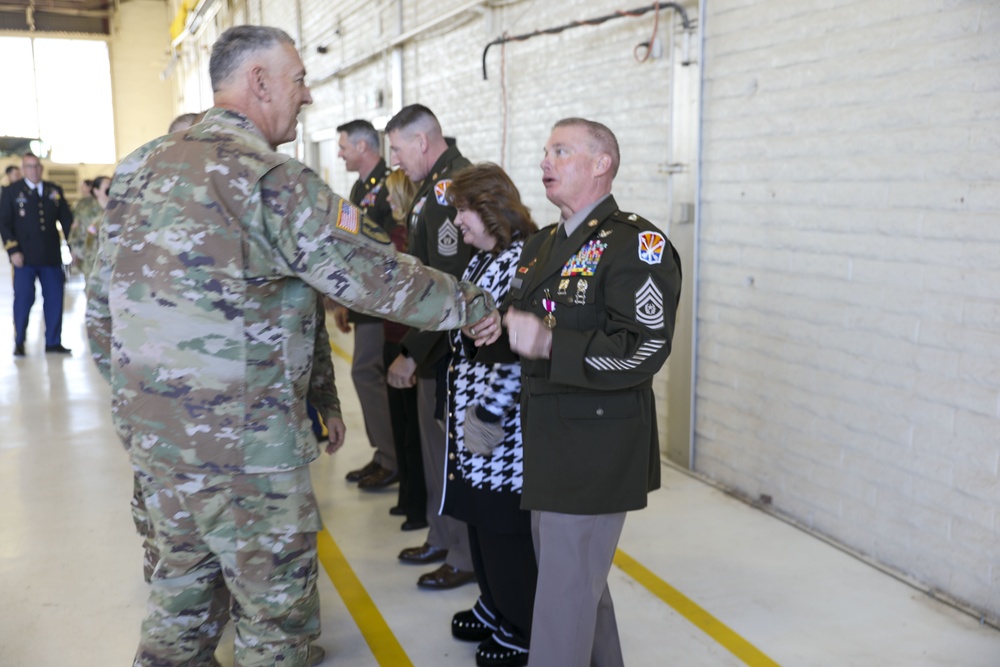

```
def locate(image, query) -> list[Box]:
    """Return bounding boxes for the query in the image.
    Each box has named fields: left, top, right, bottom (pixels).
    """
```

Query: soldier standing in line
left=331, top=119, right=400, bottom=490
left=386, top=104, right=478, bottom=590
left=0, top=153, right=73, bottom=356
left=4, top=164, right=22, bottom=186
left=504, top=118, right=683, bottom=667
left=86, top=25, right=499, bottom=667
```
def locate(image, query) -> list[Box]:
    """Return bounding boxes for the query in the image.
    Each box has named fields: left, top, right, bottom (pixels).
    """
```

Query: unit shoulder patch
left=638, top=231, right=665, bottom=265
left=434, top=179, right=452, bottom=206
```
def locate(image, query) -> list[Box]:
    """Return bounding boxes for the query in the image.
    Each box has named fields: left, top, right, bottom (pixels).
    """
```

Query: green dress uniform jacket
left=347, top=159, right=393, bottom=325
left=0, top=179, right=73, bottom=265
left=505, top=195, right=682, bottom=515
left=401, top=144, right=472, bottom=373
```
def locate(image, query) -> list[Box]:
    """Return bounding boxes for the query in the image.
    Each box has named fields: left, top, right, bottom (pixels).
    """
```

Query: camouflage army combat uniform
left=86, top=107, right=494, bottom=667
left=68, top=195, right=101, bottom=281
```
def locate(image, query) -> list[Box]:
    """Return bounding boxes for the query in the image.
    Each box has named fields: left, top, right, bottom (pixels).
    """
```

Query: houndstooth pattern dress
left=441, top=241, right=527, bottom=533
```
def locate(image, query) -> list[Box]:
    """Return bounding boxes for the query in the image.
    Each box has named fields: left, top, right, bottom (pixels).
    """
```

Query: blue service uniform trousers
left=13, top=264, right=64, bottom=347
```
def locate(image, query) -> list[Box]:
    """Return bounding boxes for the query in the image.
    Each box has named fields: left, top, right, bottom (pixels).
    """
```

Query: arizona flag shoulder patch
left=638, top=231, right=664, bottom=265
left=434, top=179, right=452, bottom=206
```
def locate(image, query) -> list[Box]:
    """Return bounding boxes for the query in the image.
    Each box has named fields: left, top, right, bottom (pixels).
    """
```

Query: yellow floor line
left=329, top=338, right=352, bottom=363
left=317, top=528, right=413, bottom=667
left=614, top=549, right=781, bottom=667
left=327, top=337, right=775, bottom=665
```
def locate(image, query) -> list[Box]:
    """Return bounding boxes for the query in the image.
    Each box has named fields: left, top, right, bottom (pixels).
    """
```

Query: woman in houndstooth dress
left=440, top=163, right=538, bottom=667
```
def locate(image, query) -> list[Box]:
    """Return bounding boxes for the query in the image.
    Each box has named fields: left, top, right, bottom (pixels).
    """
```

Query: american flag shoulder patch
left=336, top=201, right=360, bottom=234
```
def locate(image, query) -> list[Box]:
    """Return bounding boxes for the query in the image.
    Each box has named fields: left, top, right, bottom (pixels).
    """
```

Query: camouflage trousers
left=133, top=464, right=323, bottom=667
left=131, top=472, right=161, bottom=582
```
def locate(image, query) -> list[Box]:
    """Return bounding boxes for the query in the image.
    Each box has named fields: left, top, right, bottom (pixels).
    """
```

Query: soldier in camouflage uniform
left=85, top=25, right=498, bottom=667
left=68, top=175, right=110, bottom=283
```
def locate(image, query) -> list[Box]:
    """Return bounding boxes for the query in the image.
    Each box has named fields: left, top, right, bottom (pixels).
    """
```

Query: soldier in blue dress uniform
left=0, top=153, right=73, bottom=356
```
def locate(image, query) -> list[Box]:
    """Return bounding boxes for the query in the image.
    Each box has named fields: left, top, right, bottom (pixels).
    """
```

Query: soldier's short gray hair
left=385, top=104, right=442, bottom=140
left=210, top=25, right=295, bottom=92
left=336, top=119, right=380, bottom=152
left=553, top=117, right=621, bottom=179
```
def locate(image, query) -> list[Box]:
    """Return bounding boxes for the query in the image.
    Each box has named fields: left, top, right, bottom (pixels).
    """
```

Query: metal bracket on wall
left=660, top=163, right=688, bottom=174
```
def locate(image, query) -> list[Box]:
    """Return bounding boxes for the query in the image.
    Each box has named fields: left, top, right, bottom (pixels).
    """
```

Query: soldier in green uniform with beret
left=504, top=118, right=682, bottom=667
left=86, top=26, right=499, bottom=667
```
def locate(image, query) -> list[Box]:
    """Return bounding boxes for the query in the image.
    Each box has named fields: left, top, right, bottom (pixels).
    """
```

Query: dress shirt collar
left=559, top=194, right=610, bottom=238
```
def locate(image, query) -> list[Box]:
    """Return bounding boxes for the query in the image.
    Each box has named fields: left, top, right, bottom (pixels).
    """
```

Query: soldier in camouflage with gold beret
left=85, top=25, right=499, bottom=667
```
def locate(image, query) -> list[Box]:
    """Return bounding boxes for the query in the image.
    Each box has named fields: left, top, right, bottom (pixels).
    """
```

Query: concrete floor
left=1, top=264, right=998, bottom=666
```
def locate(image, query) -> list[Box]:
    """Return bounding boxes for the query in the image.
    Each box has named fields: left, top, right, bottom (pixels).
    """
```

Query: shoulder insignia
left=638, top=231, right=665, bottom=265
left=360, top=214, right=391, bottom=245
left=336, top=200, right=360, bottom=234
left=635, top=276, right=665, bottom=329
left=434, top=179, right=452, bottom=206
left=628, top=213, right=638, bottom=221
left=437, top=217, right=459, bottom=257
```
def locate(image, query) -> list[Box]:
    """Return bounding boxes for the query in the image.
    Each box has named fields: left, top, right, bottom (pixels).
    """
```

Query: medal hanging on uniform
left=542, top=289, right=557, bottom=329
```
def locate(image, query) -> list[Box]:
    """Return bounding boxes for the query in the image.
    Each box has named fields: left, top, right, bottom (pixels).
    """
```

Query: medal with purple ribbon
left=542, top=289, right=557, bottom=329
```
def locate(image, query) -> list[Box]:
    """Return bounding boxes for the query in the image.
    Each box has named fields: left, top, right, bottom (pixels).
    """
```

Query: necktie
left=552, top=225, right=570, bottom=253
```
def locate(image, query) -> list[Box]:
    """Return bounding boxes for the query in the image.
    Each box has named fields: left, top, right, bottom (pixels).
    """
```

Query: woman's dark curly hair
left=446, top=162, right=537, bottom=253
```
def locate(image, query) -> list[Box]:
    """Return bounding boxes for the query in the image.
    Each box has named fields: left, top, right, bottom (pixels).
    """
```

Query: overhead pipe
left=481, top=2, right=693, bottom=80
left=311, top=0, right=487, bottom=86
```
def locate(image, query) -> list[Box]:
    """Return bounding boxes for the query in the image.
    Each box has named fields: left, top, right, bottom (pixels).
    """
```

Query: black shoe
left=398, top=542, right=448, bottom=564
left=417, top=564, right=476, bottom=590
left=401, top=518, right=428, bottom=531
left=14, top=344, right=25, bottom=356
left=45, top=344, right=72, bottom=354
left=358, top=467, right=399, bottom=490
left=476, top=636, right=528, bottom=667
left=452, top=609, right=495, bottom=642
left=345, top=460, right=380, bottom=482
left=309, top=644, right=326, bottom=666
left=389, top=505, right=407, bottom=516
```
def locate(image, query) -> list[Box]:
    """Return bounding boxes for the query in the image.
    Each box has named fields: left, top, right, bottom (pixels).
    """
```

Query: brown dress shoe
left=417, top=564, right=476, bottom=590
left=345, top=460, right=380, bottom=482
left=358, top=466, right=399, bottom=490
left=398, top=542, right=448, bottom=564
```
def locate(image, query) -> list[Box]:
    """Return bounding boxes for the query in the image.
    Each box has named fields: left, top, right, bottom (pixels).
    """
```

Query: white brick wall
left=699, top=0, right=1000, bottom=621
left=164, top=0, right=999, bottom=624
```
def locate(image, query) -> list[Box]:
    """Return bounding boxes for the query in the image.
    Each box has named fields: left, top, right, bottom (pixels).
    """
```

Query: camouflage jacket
left=86, top=107, right=494, bottom=474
